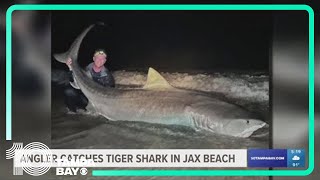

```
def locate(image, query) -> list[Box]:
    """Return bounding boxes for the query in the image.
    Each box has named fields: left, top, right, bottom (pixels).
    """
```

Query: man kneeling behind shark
left=64, top=49, right=115, bottom=112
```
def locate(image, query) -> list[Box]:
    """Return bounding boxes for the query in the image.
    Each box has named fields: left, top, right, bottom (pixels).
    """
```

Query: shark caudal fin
left=53, top=22, right=105, bottom=64
left=53, top=52, right=69, bottom=63
left=143, top=67, right=173, bottom=90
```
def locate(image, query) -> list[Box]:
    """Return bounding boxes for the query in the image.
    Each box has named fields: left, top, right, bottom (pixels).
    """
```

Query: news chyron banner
left=6, top=142, right=305, bottom=176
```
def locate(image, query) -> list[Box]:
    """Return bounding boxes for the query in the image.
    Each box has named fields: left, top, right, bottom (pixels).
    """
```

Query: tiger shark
left=54, top=23, right=267, bottom=138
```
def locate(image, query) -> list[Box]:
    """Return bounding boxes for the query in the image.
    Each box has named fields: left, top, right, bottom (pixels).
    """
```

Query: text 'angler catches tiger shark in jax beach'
left=54, top=23, right=268, bottom=138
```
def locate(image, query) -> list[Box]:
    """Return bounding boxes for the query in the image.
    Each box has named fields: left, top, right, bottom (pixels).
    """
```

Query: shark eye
left=246, top=120, right=250, bottom=124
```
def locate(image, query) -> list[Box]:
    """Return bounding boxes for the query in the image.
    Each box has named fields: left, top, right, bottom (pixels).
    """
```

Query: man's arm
left=66, top=58, right=80, bottom=89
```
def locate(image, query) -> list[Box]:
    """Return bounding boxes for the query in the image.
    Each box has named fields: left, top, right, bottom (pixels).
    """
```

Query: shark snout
left=238, top=120, right=268, bottom=138
left=224, top=119, right=268, bottom=138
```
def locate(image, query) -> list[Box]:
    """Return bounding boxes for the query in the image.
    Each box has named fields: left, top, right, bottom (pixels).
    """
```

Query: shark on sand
left=54, top=23, right=268, bottom=138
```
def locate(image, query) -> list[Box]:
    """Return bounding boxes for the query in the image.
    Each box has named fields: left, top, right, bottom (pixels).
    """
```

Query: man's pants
left=64, top=85, right=88, bottom=112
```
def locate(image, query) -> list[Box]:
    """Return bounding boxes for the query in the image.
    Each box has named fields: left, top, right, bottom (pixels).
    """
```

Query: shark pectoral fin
left=86, top=101, right=96, bottom=113
left=143, top=67, right=174, bottom=90
left=70, top=77, right=80, bottom=89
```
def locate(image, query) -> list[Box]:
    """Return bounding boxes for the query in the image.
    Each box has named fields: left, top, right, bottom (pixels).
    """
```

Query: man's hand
left=66, top=58, right=72, bottom=70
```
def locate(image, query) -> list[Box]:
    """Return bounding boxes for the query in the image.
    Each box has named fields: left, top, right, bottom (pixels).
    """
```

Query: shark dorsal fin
left=143, top=67, right=173, bottom=90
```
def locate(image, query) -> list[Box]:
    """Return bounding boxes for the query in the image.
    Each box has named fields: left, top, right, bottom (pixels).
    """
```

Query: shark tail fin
left=53, top=52, right=69, bottom=63
left=53, top=22, right=105, bottom=64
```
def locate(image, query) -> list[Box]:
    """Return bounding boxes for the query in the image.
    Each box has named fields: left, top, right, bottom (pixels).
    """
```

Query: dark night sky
left=52, top=11, right=272, bottom=72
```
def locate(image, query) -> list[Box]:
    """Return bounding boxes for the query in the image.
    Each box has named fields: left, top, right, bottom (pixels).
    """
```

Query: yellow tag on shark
left=143, top=67, right=173, bottom=90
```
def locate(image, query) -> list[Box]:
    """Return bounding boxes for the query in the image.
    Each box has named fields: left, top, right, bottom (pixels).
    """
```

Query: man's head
left=93, top=49, right=107, bottom=68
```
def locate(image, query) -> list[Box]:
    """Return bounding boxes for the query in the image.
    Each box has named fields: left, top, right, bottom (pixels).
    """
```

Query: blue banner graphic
left=248, top=149, right=287, bottom=167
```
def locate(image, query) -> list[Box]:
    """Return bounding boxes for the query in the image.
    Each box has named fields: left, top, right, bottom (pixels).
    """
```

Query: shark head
left=223, top=119, right=267, bottom=138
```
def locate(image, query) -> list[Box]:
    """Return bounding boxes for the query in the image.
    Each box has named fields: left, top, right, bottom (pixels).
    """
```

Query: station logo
left=6, top=142, right=52, bottom=176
